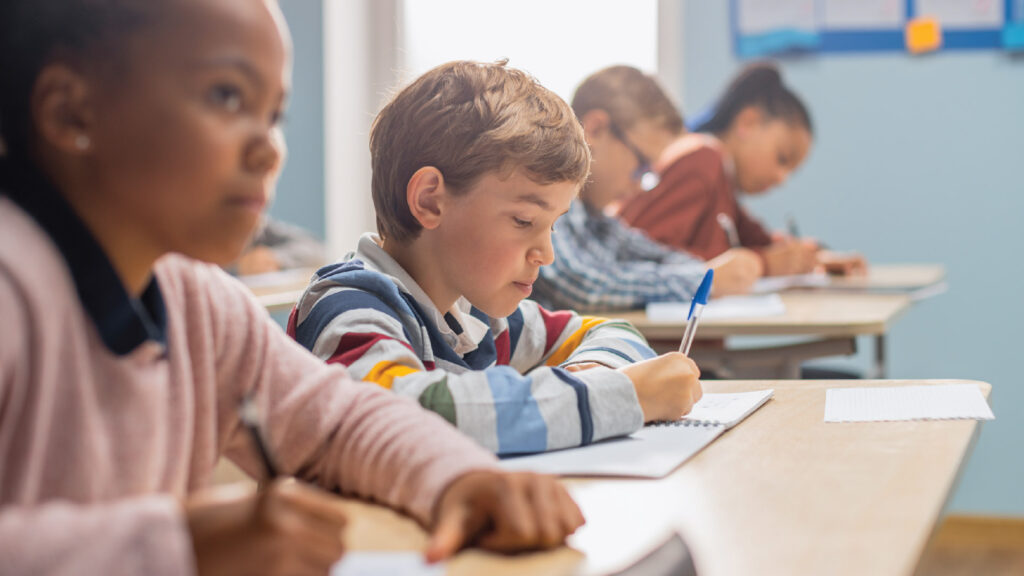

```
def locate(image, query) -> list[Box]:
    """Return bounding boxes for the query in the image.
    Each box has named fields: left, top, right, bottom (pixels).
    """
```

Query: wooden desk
left=330, top=379, right=989, bottom=576
left=240, top=268, right=315, bottom=313
left=824, top=263, right=945, bottom=291
left=616, top=292, right=914, bottom=378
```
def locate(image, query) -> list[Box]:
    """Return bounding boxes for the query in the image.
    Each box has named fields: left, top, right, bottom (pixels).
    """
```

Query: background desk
left=324, top=379, right=988, bottom=576
left=615, top=264, right=946, bottom=379
left=616, top=292, right=913, bottom=379
left=240, top=268, right=315, bottom=314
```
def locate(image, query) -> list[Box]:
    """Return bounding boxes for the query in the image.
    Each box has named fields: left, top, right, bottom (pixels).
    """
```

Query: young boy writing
left=531, top=65, right=764, bottom=313
left=289, top=61, right=703, bottom=456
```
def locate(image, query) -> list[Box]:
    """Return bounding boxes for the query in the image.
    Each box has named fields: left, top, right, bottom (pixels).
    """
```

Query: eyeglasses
left=608, top=120, right=658, bottom=190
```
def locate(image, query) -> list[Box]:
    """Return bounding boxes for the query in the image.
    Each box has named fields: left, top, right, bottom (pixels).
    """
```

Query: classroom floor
left=916, top=515, right=1024, bottom=576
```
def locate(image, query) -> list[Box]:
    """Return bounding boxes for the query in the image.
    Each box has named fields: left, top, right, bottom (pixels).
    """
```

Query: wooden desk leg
left=872, top=334, right=888, bottom=379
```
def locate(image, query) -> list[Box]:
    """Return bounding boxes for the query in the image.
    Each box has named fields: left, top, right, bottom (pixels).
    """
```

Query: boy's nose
left=530, top=234, right=556, bottom=267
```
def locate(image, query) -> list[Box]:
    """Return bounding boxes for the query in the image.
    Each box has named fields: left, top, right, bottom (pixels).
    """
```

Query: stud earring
left=74, top=134, right=91, bottom=151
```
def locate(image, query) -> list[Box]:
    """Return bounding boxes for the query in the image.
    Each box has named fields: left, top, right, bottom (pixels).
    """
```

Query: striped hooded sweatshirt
left=288, top=233, right=654, bottom=456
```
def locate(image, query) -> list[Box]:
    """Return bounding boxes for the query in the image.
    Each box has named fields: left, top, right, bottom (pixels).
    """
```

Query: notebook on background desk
left=646, top=295, right=786, bottom=322
left=500, top=389, right=774, bottom=478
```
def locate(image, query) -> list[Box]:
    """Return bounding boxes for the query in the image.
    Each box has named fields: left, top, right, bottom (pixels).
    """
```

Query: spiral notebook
left=500, top=389, right=774, bottom=478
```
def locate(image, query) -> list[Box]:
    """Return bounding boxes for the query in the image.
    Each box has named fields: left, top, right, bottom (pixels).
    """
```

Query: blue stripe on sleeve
left=294, top=289, right=403, bottom=350
left=486, top=366, right=549, bottom=455
left=506, top=307, right=525, bottom=353
left=552, top=369, right=594, bottom=445
left=623, top=339, right=657, bottom=360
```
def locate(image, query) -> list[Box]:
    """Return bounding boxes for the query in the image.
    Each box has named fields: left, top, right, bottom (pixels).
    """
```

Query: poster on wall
left=734, top=0, right=820, bottom=57
left=732, top=0, right=1010, bottom=56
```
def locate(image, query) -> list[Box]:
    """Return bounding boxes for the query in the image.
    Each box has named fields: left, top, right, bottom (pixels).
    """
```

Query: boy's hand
left=817, top=250, right=867, bottom=276
left=708, top=247, right=763, bottom=296
left=761, top=238, right=818, bottom=276
left=620, top=352, right=703, bottom=422
left=426, top=470, right=585, bottom=562
left=186, top=480, right=347, bottom=576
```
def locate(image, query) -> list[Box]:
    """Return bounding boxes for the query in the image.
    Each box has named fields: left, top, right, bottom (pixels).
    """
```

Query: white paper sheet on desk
left=824, top=384, right=994, bottom=423
left=646, top=294, right=786, bottom=322
left=751, top=273, right=830, bottom=294
left=331, top=552, right=444, bottom=576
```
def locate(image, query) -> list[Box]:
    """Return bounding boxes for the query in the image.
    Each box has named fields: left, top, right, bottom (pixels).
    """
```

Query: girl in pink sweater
left=0, top=1, right=583, bottom=575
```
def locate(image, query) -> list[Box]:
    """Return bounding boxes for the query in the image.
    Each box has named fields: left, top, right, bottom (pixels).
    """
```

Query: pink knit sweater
left=0, top=197, right=498, bottom=576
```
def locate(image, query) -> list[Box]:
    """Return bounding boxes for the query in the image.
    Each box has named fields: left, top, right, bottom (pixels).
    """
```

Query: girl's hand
left=426, top=470, right=585, bottom=561
left=186, top=480, right=348, bottom=576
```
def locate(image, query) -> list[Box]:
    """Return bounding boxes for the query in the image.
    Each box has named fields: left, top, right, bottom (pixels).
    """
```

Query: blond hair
left=370, top=60, right=590, bottom=243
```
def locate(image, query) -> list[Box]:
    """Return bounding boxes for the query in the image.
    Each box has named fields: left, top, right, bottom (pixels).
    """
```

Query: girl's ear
left=406, top=166, right=447, bottom=230
left=732, top=105, right=764, bottom=136
left=31, top=64, right=97, bottom=155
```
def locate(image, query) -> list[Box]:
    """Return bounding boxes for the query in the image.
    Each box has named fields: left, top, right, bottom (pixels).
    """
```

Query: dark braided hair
left=695, top=62, right=813, bottom=137
left=0, top=0, right=159, bottom=161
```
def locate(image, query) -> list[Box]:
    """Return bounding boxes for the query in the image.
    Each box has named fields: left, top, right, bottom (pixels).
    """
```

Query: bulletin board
left=732, top=0, right=1024, bottom=57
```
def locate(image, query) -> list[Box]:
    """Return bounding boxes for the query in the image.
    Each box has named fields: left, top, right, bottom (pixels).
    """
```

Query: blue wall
left=682, top=1, right=1024, bottom=514
left=270, top=0, right=325, bottom=240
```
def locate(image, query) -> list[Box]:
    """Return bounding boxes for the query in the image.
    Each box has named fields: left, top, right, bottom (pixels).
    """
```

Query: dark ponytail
left=0, top=0, right=157, bottom=162
left=695, top=62, right=813, bottom=137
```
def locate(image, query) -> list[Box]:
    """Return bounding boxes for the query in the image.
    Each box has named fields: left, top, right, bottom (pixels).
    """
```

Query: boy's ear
left=580, top=109, right=613, bottom=142
left=31, top=64, right=97, bottom=156
left=406, top=166, right=447, bottom=230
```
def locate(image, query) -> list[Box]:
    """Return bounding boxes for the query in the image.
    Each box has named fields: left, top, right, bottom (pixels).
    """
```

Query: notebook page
left=824, top=384, right=994, bottom=423
left=752, top=273, right=830, bottom=294
left=499, top=425, right=725, bottom=478
left=332, top=552, right=443, bottom=576
left=681, top=390, right=774, bottom=428
left=646, top=294, right=785, bottom=322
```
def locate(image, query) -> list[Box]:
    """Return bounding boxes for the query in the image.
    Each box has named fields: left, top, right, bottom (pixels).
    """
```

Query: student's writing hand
left=620, top=352, right=703, bottom=422
left=761, top=238, right=817, bottom=276
left=186, top=479, right=347, bottom=576
left=708, top=247, right=763, bottom=296
left=425, top=470, right=585, bottom=562
left=817, top=250, right=867, bottom=276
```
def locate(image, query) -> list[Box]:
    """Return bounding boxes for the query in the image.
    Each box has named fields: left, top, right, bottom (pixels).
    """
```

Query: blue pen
left=679, top=269, right=714, bottom=355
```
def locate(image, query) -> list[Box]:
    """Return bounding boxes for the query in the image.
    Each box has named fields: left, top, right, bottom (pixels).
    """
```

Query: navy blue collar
left=1, top=158, right=167, bottom=355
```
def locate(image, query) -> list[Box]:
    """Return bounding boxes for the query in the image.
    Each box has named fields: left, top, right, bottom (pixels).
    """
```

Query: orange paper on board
left=905, top=17, right=942, bottom=54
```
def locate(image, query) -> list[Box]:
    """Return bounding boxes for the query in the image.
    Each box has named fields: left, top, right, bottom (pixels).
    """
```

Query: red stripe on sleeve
left=326, top=332, right=414, bottom=367
left=536, top=306, right=574, bottom=353
left=494, top=330, right=511, bottom=365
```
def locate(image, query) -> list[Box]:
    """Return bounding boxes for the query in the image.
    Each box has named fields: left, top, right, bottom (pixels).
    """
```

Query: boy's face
left=432, top=170, right=577, bottom=318
left=584, top=124, right=644, bottom=210
left=583, top=115, right=671, bottom=210
left=87, top=0, right=291, bottom=265
left=731, top=116, right=811, bottom=195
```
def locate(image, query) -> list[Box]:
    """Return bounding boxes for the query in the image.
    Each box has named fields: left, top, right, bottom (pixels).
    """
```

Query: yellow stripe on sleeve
left=544, top=316, right=609, bottom=367
left=364, top=361, right=420, bottom=389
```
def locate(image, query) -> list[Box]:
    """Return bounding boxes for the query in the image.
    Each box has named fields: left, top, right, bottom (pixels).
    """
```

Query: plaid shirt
left=533, top=201, right=707, bottom=312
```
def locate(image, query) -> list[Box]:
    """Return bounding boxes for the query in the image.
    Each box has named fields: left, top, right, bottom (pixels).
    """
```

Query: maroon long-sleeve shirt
left=619, top=142, right=772, bottom=260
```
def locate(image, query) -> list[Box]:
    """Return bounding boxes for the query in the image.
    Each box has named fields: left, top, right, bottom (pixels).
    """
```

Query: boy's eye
left=513, top=217, right=532, bottom=228
left=270, top=108, right=287, bottom=127
left=209, top=84, right=243, bottom=113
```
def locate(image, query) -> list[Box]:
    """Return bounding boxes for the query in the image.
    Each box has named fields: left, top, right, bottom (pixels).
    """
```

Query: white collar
left=353, top=233, right=491, bottom=355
